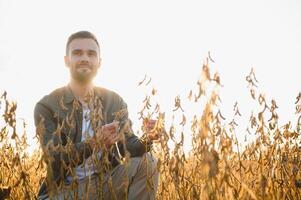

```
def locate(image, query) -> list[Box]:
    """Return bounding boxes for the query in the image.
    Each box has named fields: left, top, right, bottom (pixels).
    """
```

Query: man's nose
left=80, top=53, right=90, bottom=62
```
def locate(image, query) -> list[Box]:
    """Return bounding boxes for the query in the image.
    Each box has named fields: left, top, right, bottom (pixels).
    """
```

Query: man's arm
left=34, top=102, right=93, bottom=169
left=117, top=98, right=153, bottom=157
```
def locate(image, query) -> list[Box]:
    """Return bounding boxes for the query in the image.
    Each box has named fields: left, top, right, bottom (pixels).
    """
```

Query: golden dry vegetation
left=1, top=57, right=301, bottom=199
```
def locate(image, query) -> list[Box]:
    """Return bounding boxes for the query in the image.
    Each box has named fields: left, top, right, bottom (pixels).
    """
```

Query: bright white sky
left=0, top=0, right=300, bottom=153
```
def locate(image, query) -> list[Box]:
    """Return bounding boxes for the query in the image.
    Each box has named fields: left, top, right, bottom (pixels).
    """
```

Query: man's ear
left=64, top=56, right=69, bottom=68
left=97, top=57, right=102, bottom=69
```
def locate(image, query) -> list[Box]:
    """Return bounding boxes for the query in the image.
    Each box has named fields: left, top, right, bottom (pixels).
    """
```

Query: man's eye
left=73, top=51, right=82, bottom=56
left=89, top=52, right=97, bottom=57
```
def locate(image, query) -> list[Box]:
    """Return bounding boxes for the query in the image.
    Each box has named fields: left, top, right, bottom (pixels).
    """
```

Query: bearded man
left=34, top=31, right=160, bottom=200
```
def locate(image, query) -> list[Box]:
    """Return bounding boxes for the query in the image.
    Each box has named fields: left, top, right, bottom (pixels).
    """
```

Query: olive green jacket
left=34, top=85, right=151, bottom=197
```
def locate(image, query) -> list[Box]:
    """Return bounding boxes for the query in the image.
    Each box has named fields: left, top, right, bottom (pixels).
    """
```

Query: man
left=34, top=31, right=160, bottom=200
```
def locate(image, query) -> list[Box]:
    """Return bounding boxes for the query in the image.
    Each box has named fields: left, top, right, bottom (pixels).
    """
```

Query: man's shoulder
left=94, top=86, right=127, bottom=110
left=34, top=86, right=67, bottom=122
left=36, top=86, right=67, bottom=106
left=94, top=86, right=123, bottom=101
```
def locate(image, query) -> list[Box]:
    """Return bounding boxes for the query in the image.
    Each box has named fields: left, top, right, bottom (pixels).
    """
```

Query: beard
left=70, top=64, right=98, bottom=84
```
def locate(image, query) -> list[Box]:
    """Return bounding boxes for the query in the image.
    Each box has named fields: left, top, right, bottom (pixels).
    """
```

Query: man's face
left=65, top=38, right=101, bottom=84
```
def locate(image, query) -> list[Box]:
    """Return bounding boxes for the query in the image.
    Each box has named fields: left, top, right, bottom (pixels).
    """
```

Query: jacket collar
left=63, top=84, right=104, bottom=104
left=63, top=85, right=75, bottom=104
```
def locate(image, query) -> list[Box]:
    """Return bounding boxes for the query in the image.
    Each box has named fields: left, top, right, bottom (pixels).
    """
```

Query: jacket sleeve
left=117, top=98, right=152, bottom=157
left=34, top=102, right=93, bottom=173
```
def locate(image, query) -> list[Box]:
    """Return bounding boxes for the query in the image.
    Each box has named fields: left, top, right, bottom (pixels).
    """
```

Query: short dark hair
left=65, top=31, right=100, bottom=55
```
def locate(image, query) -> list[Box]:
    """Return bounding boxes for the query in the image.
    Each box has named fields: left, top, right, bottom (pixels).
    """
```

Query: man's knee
left=140, top=153, right=159, bottom=180
left=145, top=153, right=158, bottom=170
left=128, top=153, right=159, bottom=200
left=130, top=153, right=158, bottom=176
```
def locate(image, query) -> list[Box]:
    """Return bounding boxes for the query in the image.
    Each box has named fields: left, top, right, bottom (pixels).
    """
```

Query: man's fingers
left=147, top=122, right=156, bottom=127
left=103, top=121, right=119, bottom=131
left=94, top=122, right=121, bottom=147
left=106, top=134, right=120, bottom=145
left=147, top=119, right=156, bottom=125
left=149, top=131, right=160, bottom=139
left=146, top=119, right=156, bottom=130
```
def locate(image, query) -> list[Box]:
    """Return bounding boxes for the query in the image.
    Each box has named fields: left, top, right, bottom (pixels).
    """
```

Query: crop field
left=1, top=58, right=301, bottom=200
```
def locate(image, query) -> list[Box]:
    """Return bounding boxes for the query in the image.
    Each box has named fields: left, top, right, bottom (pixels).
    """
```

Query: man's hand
left=144, top=119, right=161, bottom=141
left=92, top=121, right=120, bottom=149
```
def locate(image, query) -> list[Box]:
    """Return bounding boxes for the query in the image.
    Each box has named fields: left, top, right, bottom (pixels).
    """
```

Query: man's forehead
left=68, top=38, right=99, bottom=51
